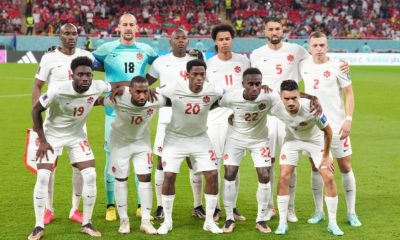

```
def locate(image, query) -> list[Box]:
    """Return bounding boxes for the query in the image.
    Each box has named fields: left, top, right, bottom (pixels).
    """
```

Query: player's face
left=264, top=21, right=283, bottom=45
left=130, top=82, right=149, bottom=106
left=60, top=25, right=78, bottom=49
left=309, top=37, right=328, bottom=58
left=72, top=66, right=93, bottom=93
left=242, top=74, right=262, bottom=100
left=188, top=66, right=206, bottom=93
left=170, top=30, right=189, bottom=54
left=215, top=31, right=233, bottom=53
left=281, top=90, right=300, bottom=114
left=118, top=15, right=137, bottom=42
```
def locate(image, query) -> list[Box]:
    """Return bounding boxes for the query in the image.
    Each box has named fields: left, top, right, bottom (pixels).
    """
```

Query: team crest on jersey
left=299, top=121, right=307, bottom=126
left=147, top=108, right=154, bottom=117
left=180, top=71, right=188, bottom=80
left=258, top=103, right=266, bottom=110
left=137, top=52, right=143, bottom=60
left=234, top=65, right=241, bottom=73
left=203, top=95, right=210, bottom=103
left=87, top=97, right=94, bottom=104
left=224, top=153, right=229, bottom=160
left=324, top=70, right=331, bottom=78
left=287, top=54, right=294, bottom=62
left=281, top=154, right=286, bottom=160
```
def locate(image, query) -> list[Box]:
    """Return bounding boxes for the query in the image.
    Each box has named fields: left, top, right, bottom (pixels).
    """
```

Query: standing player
left=101, top=76, right=165, bottom=234
left=273, top=80, right=344, bottom=236
left=147, top=28, right=206, bottom=220
left=220, top=68, right=280, bottom=233
left=300, top=31, right=361, bottom=227
left=32, top=23, right=94, bottom=225
left=92, top=13, right=157, bottom=221
left=157, top=59, right=223, bottom=235
left=29, top=56, right=110, bottom=240
left=206, top=24, right=249, bottom=221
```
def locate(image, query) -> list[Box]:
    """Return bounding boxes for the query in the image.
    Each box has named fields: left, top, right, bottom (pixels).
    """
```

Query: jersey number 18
left=124, top=62, right=135, bottom=73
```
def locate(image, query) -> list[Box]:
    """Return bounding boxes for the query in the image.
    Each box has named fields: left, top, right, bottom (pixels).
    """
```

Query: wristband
left=345, top=116, right=352, bottom=121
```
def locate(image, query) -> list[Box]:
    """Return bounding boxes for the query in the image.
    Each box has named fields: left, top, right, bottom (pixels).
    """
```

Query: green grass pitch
left=0, top=64, right=399, bottom=239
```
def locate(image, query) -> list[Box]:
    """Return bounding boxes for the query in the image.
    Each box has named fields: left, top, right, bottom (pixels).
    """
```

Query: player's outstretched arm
left=320, top=124, right=334, bottom=172
left=32, top=101, right=53, bottom=162
left=340, top=85, right=355, bottom=140
left=32, top=79, right=45, bottom=106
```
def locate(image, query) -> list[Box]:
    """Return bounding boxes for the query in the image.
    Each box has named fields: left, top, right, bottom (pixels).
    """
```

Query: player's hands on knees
left=339, top=120, right=352, bottom=140
left=228, top=114, right=234, bottom=126
left=110, top=86, right=125, bottom=103
left=148, top=88, right=158, bottom=102
left=36, top=141, right=54, bottom=163
left=261, top=84, right=272, bottom=93
left=310, top=96, right=322, bottom=116
left=319, top=156, right=334, bottom=173
left=339, top=60, right=350, bottom=74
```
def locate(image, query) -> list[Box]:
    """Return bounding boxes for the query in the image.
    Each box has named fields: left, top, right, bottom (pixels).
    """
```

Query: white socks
left=342, top=170, right=356, bottom=214
left=71, top=167, right=83, bottom=216
left=268, top=162, right=275, bottom=209
left=34, top=169, right=51, bottom=228
left=256, top=182, right=271, bottom=222
left=155, top=169, right=164, bottom=207
left=115, top=180, right=128, bottom=220
left=288, top=169, right=297, bottom=209
left=205, top=194, right=218, bottom=223
left=325, top=196, right=338, bottom=225
left=138, top=182, right=152, bottom=221
left=46, top=170, right=55, bottom=212
left=81, top=167, right=97, bottom=225
left=223, top=180, right=236, bottom=221
left=277, top=195, right=289, bottom=224
left=162, top=195, right=175, bottom=225
left=234, top=172, right=240, bottom=208
left=311, top=171, right=324, bottom=214
left=189, top=169, right=203, bottom=208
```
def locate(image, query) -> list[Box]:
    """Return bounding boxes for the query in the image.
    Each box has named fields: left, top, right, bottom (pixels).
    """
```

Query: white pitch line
left=0, top=93, right=31, bottom=98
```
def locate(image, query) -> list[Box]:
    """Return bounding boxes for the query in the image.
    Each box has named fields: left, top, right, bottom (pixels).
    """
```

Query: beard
left=268, top=36, right=282, bottom=45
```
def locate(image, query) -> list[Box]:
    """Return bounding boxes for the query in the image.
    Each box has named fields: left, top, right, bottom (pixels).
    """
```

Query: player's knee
left=338, top=160, right=352, bottom=173
left=81, top=167, right=97, bottom=186
left=138, top=174, right=151, bottom=182
left=206, top=170, right=218, bottom=182
left=37, top=169, right=51, bottom=187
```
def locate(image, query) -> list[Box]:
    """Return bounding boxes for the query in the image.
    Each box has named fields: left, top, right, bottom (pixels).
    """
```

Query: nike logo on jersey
left=212, top=70, right=218, bottom=73
left=166, top=64, right=172, bottom=67
left=303, top=72, right=308, bottom=74
left=86, top=152, right=92, bottom=155
left=263, top=59, right=269, bottom=62
left=57, top=65, right=63, bottom=68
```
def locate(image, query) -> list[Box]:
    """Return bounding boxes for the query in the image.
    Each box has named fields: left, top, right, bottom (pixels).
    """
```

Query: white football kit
left=104, top=87, right=165, bottom=178
left=206, top=53, right=250, bottom=159
left=219, top=88, right=281, bottom=167
left=250, top=42, right=309, bottom=156
left=271, top=99, right=329, bottom=167
left=148, top=53, right=197, bottom=156
left=39, top=80, right=111, bottom=163
left=300, top=58, right=352, bottom=158
left=159, top=80, right=223, bottom=173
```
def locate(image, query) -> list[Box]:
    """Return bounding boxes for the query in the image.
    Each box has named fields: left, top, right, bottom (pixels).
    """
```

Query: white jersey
left=250, top=42, right=309, bottom=91
left=148, top=53, right=197, bottom=123
left=35, top=48, right=94, bottom=89
left=207, top=53, right=250, bottom=125
left=159, top=80, right=223, bottom=137
left=219, top=88, right=281, bottom=140
left=271, top=99, right=329, bottom=141
left=104, top=87, right=165, bottom=141
left=39, top=80, right=111, bottom=139
left=300, top=58, right=351, bottom=131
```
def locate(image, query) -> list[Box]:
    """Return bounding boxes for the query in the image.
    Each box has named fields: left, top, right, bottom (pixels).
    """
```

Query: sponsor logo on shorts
left=281, top=154, right=286, bottom=160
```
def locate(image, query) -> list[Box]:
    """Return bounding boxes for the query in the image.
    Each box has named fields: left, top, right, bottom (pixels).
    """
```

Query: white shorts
left=109, top=132, right=153, bottom=179
left=44, top=134, right=94, bottom=164
left=331, top=134, right=352, bottom=159
left=267, top=115, right=286, bottom=158
left=207, top=123, right=228, bottom=159
left=279, top=138, right=324, bottom=167
left=162, top=133, right=218, bottom=174
left=153, top=122, right=167, bottom=157
left=223, top=137, right=271, bottom=168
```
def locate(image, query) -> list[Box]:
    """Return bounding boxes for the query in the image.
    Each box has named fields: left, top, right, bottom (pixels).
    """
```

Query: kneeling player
left=273, top=80, right=343, bottom=236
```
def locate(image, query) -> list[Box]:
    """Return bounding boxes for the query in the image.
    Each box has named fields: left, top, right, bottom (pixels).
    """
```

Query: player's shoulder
left=75, top=48, right=95, bottom=60
left=153, top=53, right=172, bottom=64
left=299, top=56, right=313, bottom=68
left=232, top=52, right=249, bottom=61
left=250, top=45, right=267, bottom=57
left=96, top=39, right=120, bottom=51
left=206, top=54, right=219, bottom=64
left=136, top=42, right=156, bottom=54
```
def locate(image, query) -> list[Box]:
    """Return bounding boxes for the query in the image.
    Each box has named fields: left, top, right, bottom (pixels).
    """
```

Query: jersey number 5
left=276, top=64, right=283, bottom=75
left=185, top=103, right=200, bottom=114
left=124, top=62, right=135, bottom=73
